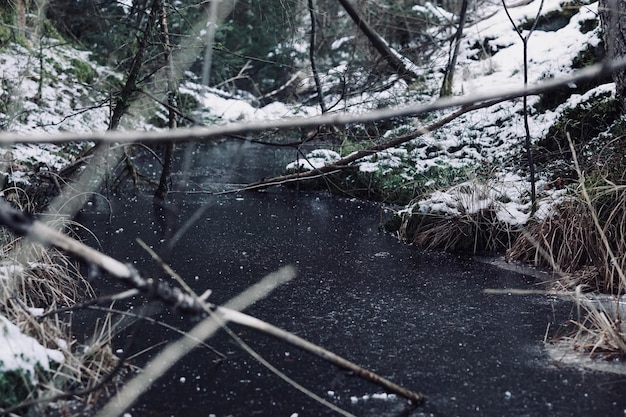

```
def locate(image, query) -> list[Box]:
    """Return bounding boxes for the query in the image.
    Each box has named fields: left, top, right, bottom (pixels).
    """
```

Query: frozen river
left=74, top=140, right=626, bottom=416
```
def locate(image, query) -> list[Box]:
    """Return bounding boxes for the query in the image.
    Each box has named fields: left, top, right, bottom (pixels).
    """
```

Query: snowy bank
left=0, top=313, right=64, bottom=407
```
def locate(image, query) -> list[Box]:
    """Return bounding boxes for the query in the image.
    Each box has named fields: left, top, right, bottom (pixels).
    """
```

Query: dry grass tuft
left=509, top=134, right=626, bottom=359
left=0, top=224, right=120, bottom=415
left=396, top=180, right=521, bottom=253
left=556, top=290, right=626, bottom=360
left=508, top=180, right=626, bottom=293
left=398, top=209, right=518, bottom=253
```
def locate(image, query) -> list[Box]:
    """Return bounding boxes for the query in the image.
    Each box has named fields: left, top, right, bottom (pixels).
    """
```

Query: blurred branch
left=233, top=96, right=519, bottom=192
left=95, top=266, right=296, bottom=417
left=0, top=200, right=426, bottom=410
left=0, top=58, right=624, bottom=145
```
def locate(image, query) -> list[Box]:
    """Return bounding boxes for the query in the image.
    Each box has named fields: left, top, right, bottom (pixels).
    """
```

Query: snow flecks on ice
left=349, top=392, right=398, bottom=403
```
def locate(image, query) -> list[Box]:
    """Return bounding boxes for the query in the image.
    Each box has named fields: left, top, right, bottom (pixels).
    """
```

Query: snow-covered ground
left=0, top=0, right=609, bottom=405
left=0, top=313, right=64, bottom=384
left=293, top=0, right=606, bottom=225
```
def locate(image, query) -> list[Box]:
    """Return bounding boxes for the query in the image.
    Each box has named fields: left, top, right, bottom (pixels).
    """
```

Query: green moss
left=537, top=93, right=624, bottom=180
left=579, top=18, right=599, bottom=34
left=0, top=24, right=11, bottom=46
left=0, top=368, right=33, bottom=409
left=70, top=58, right=96, bottom=85
left=572, top=42, right=604, bottom=69
left=42, top=18, right=64, bottom=41
left=175, top=92, right=201, bottom=127
left=328, top=161, right=470, bottom=205
left=0, top=4, right=27, bottom=47
left=177, top=93, right=199, bottom=114
left=535, top=41, right=609, bottom=111
left=52, top=61, right=63, bottom=74
left=338, top=138, right=372, bottom=157
left=540, top=92, right=620, bottom=150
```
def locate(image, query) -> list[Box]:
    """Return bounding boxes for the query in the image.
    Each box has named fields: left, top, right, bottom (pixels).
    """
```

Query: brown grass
left=509, top=134, right=626, bottom=358
left=569, top=297, right=626, bottom=359
left=0, top=227, right=119, bottom=415
left=508, top=180, right=626, bottom=294
left=397, top=187, right=520, bottom=254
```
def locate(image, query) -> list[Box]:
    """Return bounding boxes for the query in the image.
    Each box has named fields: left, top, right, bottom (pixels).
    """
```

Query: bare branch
left=0, top=59, right=624, bottom=146
left=94, top=267, right=296, bottom=417
left=337, top=0, right=420, bottom=82
left=233, top=96, right=529, bottom=192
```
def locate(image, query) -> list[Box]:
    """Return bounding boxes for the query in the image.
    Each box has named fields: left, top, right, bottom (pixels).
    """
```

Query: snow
left=180, top=82, right=318, bottom=123
left=459, top=1, right=599, bottom=96
left=397, top=170, right=567, bottom=226
left=413, top=2, right=455, bottom=23
left=349, top=392, right=397, bottom=403
left=331, top=36, right=355, bottom=50
left=0, top=41, right=111, bottom=134
left=0, top=314, right=64, bottom=384
left=287, top=0, right=605, bottom=227
left=0, top=0, right=611, bottom=389
left=286, top=149, right=341, bottom=171
left=0, top=262, right=23, bottom=283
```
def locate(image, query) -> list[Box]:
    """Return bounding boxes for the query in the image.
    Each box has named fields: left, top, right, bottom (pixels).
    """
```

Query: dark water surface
left=75, top=141, right=626, bottom=417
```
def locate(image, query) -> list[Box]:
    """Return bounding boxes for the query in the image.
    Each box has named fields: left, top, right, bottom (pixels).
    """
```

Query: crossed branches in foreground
left=0, top=199, right=425, bottom=416
left=1, top=57, right=626, bottom=415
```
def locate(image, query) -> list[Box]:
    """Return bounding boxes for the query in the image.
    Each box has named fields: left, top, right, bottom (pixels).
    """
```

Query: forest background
left=1, top=0, right=626, bottom=415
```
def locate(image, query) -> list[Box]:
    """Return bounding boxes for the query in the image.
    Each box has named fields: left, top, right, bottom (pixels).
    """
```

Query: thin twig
left=0, top=201, right=426, bottom=406
left=567, top=132, right=626, bottom=291
left=94, top=267, right=296, bottom=417
left=234, top=96, right=513, bottom=192
left=136, top=239, right=355, bottom=415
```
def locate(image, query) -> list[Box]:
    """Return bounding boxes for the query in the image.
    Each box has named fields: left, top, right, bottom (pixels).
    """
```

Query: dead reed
left=509, top=134, right=626, bottom=358
left=397, top=181, right=520, bottom=253
left=508, top=179, right=626, bottom=294
left=0, top=226, right=119, bottom=415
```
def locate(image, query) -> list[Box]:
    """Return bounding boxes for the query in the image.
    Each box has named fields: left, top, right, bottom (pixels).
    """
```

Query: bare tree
left=308, top=0, right=327, bottom=113
left=108, top=0, right=160, bottom=131
left=599, top=0, right=626, bottom=111
left=440, top=0, right=469, bottom=97
left=502, top=0, right=545, bottom=213
left=336, top=0, right=420, bottom=82
left=154, top=0, right=178, bottom=200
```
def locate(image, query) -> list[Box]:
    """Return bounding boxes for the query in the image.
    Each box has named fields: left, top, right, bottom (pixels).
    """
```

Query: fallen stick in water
left=0, top=199, right=426, bottom=409
left=217, top=306, right=425, bottom=403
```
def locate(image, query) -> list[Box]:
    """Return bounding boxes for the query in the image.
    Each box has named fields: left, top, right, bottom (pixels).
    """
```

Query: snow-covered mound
left=0, top=41, right=111, bottom=134
left=289, top=0, right=608, bottom=227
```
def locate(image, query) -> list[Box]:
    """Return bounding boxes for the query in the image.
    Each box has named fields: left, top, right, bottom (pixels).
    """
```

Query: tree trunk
left=109, top=0, right=159, bottom=130
left=308, top=0, right=327, bottom=113
left=155, top=0, right=177, bottom=200
left=201, top=0, right=219, bottom=86
left=440, top=0, right=469, bottom=97
left=336, top=0, right=419, bottom=83
left=599, top=0, right=626, bottom=111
